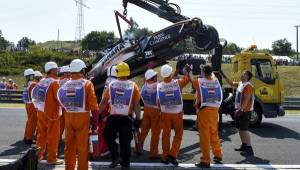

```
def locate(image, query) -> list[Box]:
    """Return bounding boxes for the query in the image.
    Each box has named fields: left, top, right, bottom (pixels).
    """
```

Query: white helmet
left=70, top=59, right=86, bottom=73
left=145, top=69, right=157, bottom=80
left=161, top=64, right=173, bottom=78
left=24, top=68, right=35, bottom=77
left=34, top=71, right=43, bottom=77
left=45, top=61, right=58, bottom=72
left=9, top=78, right=13, bottom=82
left=60, top=65, right=70, bottom=73
left=2, top=77, right=6, bottom=80
left=107, top=65, right=117, bottom=77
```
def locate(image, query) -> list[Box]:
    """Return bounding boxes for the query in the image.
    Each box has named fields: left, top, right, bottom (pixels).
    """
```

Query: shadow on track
left=250, top=122, right=300, bottom=140
left=237, top=155, right=270, bottom=164
left=0, top=140, right=30, bottom=158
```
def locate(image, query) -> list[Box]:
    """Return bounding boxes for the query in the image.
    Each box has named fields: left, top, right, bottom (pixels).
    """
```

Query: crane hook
left=123, top=0, right=128, bottom=16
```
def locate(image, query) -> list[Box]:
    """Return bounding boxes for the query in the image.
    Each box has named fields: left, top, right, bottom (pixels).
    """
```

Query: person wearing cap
left=59, top=66, right=71, bottom=86
left=220, top=70, right=254, bottom=156
left=23, top=68, right=37, bottom=145
left=158, top=64, right=191, bottom=166
left=192, top=65, right=223, bottom=168
left=32, top=61, right=63, bottom=164
left=0, top=77, right=7, bottom=90
left=6, top=79, right=18, bottom=90
left=98, top=65, right=117, bottom=157
left=57, top=59, right=99, bottom=170
left=99, top=62, right=141, bottom=169
left=140, top=69, right=161, bottom=159
left=34, top=71, right=43, bottom=81
left=58, top=65, right=71, bottom=140
left=30, top=71, right=43, bottom=136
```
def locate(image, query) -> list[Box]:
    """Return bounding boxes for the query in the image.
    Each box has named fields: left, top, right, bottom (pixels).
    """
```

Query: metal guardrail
left=283, top=97, right=300, bottom=110
left=0, top=90, right=24, bottom=103
left=1, top=89, right=300, bottom=110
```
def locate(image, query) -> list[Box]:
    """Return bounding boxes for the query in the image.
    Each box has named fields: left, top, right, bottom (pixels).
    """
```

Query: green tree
left=0, top=30, right=10, bottom=50
left=17, top=37, right=36, bottom=50
left=81, top=31, right=116, bottom=51
left=272, top=38, right=292, bottom=56
left=124, top=17, right=153, bottom=40
left=223, top=42, right=242, bottom=54
left=256, top=48, right=272, bottom=54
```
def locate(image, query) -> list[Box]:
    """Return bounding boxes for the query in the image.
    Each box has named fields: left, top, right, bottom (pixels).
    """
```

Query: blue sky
left=1, top=0, right=300, bottom=49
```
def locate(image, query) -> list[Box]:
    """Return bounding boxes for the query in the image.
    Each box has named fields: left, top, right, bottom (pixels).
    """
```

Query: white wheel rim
left=250, top=111, right=258, bottom=124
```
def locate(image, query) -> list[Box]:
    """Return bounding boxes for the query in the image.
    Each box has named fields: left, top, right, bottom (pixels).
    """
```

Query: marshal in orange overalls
left=58, top=76, right=70, bottom=140
left=158, top=76, right=189, bottom=161
left=24, top=80, right=38, bottom=142
left=34, top=75, right=61, bottom=163
left=58, top=74, right=99, bottom=170
left=192, top=76, right=223, bottom=165
left=140, top=79, right=161, bottom=158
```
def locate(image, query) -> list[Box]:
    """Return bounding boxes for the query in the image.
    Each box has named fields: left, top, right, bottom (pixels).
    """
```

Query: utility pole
left=57, top=29, right=60, bottom=51
left=295, top=25, right=300, bottom=61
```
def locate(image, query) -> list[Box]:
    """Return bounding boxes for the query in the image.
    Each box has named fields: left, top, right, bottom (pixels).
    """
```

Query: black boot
left=195, top=162, right=210, bottom=168
left=213, top=156, right=222, bottom=163
left=24, top=139, right=33, bottom=145
left=109, top=158, right=121, bottom=168
left=241, top=146, right=254, bottom=156
left=166, top=155, right=179, bottom=166
left=160, top=158, right=169, bottom=164
left=235, top=143, right=247, bottom=151
left=120, top=163, right=130, bottom=170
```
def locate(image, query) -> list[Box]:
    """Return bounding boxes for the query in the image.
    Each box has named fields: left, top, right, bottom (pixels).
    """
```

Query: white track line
left=1, top=159, right=300, bottom=169
left=89, top=162, right=300, bottom=169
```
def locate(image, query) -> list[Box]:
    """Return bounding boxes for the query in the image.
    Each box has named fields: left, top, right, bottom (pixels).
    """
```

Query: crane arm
left=123, top=0, right=188, bottom=23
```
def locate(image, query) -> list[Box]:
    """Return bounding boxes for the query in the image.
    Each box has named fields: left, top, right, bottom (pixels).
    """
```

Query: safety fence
left=283, top=97, right=300, bottom=110
left=1, top=90, right=300, bottom=110
left=0, top=90, right=24, bottom=103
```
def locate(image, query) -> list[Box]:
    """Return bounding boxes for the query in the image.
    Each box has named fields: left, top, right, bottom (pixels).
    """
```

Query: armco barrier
left=283, top=97, right=300, bottom=110
left=0, top=90, right=24, bottom=103
left=1, top=89, right=300, bottom=110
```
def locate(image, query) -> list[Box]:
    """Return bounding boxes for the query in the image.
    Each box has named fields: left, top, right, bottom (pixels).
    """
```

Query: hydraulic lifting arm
left=123, top=0, right=189, bottom=23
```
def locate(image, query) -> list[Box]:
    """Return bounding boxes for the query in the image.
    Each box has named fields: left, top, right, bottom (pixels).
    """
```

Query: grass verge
left=285, top=110, right=300, bottom=115
left=0, top=103, right=25, bottom=108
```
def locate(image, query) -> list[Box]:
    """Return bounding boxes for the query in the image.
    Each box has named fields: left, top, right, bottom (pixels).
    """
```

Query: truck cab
left=230, top=46, right=285, bottom=126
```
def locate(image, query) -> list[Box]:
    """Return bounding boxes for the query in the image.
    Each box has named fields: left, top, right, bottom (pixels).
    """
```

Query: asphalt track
left=0, top=108, right=300, bottom=169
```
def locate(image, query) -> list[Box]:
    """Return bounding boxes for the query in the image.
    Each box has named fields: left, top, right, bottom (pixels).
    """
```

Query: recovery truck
left=224, top=45, right=285, bottom=126
left=87, top=0, right=285, bottom=127
left=181, top=45, right=285, bottom=127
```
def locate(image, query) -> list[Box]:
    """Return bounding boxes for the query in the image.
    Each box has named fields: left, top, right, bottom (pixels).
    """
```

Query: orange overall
left=6, top=83, right=18, bottom=90
left=59, top=76, right=69, bottom=139
left=24, top=80, right=38, bottom=141
left=160, top=76, right=189, bottom=160
left=35, top=75, right=61, bottom=163
left=140, top=80, right=161, bottom=157
left=61, top=74, right=99, bottom=170
left=192, top=76, right=222, bottom=164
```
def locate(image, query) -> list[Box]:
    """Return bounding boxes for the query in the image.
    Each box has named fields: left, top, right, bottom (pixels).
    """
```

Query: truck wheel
left=183, top=100, right=196, bottom=115
left=249, top=105, right=263, bottom=127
